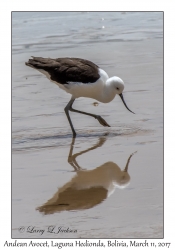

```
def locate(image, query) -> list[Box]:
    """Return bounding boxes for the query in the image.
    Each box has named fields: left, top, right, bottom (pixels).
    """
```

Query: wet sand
left=12, top=12, right=163, bottom=238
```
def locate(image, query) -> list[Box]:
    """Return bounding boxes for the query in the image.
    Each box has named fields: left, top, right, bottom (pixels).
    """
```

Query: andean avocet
left=25, top=57, right=134, bottom=137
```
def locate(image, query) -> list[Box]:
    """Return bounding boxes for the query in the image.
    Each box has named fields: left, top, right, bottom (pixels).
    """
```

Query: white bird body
left=65, top=69, right=109, bottom=102
left=38, top=67, right=120, bottom=103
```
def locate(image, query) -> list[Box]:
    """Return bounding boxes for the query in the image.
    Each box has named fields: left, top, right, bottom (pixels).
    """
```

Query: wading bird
left=25, top=57, right=134, bottom=137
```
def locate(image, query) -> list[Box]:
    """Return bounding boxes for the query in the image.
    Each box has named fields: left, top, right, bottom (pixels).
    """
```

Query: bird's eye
left=116, top=87, right=119, bottom=90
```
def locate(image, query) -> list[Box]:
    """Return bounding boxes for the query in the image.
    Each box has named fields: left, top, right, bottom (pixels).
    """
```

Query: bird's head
left=107, top=76, right=135, bottom=114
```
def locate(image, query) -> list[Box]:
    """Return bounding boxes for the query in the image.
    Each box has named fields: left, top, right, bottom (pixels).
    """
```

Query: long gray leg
left=69, top=104, right=110, bottom=127
left=64, top=98, right=76, bottom=137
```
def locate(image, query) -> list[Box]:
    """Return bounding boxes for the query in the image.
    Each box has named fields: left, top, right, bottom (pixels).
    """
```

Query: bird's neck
left=100, top=78, right=116, bottom=103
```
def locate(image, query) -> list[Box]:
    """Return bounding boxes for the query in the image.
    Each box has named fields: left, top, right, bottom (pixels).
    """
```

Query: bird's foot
left=96, top=116, right=110, bottom=127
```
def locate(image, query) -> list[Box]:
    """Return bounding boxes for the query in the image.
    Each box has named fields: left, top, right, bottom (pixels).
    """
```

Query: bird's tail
left=25, top=56, right=57, bottom=69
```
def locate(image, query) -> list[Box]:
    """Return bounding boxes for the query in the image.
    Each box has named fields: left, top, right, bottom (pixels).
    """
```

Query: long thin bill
left=119, top=93, right=135, bottom=114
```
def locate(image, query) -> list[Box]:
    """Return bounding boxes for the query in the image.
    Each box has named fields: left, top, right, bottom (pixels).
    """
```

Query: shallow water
left=12, top=12, right=163, bottom=238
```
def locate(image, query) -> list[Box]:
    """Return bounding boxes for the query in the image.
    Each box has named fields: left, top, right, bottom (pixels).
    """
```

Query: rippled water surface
left=12, top=12, right=163, bottom=238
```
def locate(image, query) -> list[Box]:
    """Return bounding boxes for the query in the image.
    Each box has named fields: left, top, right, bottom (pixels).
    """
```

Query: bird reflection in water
left=36, top=136, right=136, bottom=214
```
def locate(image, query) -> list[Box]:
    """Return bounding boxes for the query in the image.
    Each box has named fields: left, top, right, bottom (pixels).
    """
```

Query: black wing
left=25, top=57, right=100, bottom=84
